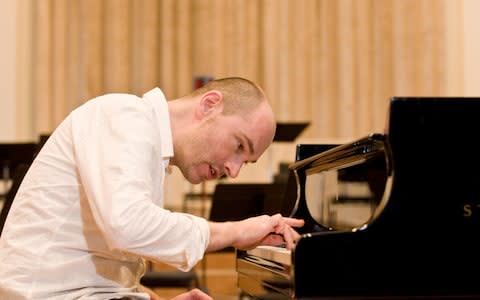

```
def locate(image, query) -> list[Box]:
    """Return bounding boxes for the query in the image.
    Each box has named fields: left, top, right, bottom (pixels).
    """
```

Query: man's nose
left=225, top=159, right=243, bottom=178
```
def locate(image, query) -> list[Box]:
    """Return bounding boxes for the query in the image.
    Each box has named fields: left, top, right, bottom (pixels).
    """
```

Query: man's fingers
left=270, top=213, right=305, bottom=228
left=283, top=227, right=294, bottom=249
left=263, top=214, right=304, bottom=250
left=261, top=233, right=285, bottom=246
left=283, top=217, right=305, bottom=228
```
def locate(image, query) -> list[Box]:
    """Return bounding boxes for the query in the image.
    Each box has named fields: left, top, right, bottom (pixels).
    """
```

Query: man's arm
left=206, top=214, right=304, bottom=252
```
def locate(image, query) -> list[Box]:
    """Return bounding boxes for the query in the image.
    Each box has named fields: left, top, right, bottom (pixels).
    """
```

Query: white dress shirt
left=0, top=88, right=210, bottom=299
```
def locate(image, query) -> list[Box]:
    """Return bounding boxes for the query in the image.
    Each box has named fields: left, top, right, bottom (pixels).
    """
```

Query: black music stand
left=273, top=122, right=309, bottom=142
left=0, top=143, right=38, bottom=180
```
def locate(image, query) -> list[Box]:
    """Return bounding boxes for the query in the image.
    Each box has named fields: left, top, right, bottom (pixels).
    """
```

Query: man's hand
left=139, top=285, right=212, bottom=300
left=170, top=288, right=213, bottom=300
left=233, top=214, right=304, bottom=250
left=208, top=213, right=304, bottom=252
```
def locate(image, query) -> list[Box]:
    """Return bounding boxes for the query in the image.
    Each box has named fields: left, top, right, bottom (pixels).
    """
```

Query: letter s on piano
left=463, top=203, right=480, bottom=217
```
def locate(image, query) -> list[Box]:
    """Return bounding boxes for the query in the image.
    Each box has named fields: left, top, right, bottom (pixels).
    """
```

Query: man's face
left=176, top=102, right=275, bottom=184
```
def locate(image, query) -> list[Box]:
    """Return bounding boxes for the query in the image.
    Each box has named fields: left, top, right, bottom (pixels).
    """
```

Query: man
left=0, top=77, right=304, bottom=299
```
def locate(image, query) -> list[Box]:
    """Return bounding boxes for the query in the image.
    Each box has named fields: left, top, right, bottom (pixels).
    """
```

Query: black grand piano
left=236, top=97, right=480, bottom=299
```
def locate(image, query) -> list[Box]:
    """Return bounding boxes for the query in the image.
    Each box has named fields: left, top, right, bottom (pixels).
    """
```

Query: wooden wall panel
left=317, top=0, right=339, bottom=138
left=65, top=0, right=82, bottom=111
left=276, top=0, right=290, bottom=120
left=33, top=0, right=56, bottom=134
left=337, top=0, right=355, bottom=138
left=371, top=1, right=394, bottom=133
left=83, top=0, right=104, bottom=101
left=131, top=0, right=159, bottom=96
left=175, top=0, right=193, bottom=95
left=103, top=0, right=131, bottom=93
left=15, top=0, right=34, bottom=139
left=353, top=0, right=374, bottom=135
left=25, top=0, right=464, bottom=141
left=17, top=0, right=467, bottom=207
left=210, top=1, right=226, bottom=78
left=51, top=0, right=67, bottom=126
left=243, top=0, right=260, bottom=81
left=446, top=0, right=464, bottom=96
left=191, top=0, right=212, bottom=77
left=261, top=0, right=280, bottom=118
left=158, top=0, right=177, bottom=97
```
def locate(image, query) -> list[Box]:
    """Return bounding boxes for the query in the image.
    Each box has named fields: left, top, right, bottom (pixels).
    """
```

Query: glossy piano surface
left=236, top=97, right=480, bottom=299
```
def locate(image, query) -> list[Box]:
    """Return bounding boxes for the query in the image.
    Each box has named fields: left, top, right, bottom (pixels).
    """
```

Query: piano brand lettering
left=463, top=203, right=480, bottom=217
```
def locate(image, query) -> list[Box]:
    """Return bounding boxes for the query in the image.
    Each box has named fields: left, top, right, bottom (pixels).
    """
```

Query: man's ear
left=195, top=90, right=223, bottom=119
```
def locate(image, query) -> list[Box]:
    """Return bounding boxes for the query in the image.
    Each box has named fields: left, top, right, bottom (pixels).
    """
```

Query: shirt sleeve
left=71, top=94, right=209, bottom=271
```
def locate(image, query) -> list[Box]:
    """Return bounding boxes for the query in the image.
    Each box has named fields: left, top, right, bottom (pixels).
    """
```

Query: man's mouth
left=208, top=166, right=225, bottom=179
left=209, top=166, right=217, bottom=179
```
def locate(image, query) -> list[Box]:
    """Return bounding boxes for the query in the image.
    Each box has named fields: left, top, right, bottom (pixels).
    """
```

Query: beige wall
left=0, top=0, right=17, bottom=141
left=9, top=0, right=472, bottom=140
left=0, top=0, right=33, bottom=142
left=2, top=0, right=480, bottom=208
left=4, top=1, right=480, bottom=142
left=464, top=0, right=480, bottom=96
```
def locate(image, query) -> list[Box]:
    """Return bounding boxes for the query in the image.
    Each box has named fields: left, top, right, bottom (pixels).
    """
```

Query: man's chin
left=186, top=178, right=202, bottom=184
left=179, top=167, right=206, bottom=184
left=184, top=173, right=203, bottom=184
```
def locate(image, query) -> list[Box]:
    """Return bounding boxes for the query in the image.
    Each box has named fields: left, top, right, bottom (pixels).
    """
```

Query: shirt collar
left=142, top=87, right=174, bottom=159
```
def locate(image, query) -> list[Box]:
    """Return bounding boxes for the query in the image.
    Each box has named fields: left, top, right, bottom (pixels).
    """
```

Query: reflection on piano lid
left=237, top=97, right=480, bottom=299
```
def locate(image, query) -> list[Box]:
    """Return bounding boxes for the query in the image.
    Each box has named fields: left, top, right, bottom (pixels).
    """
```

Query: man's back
left=0, top=96, right=151, bottom=299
